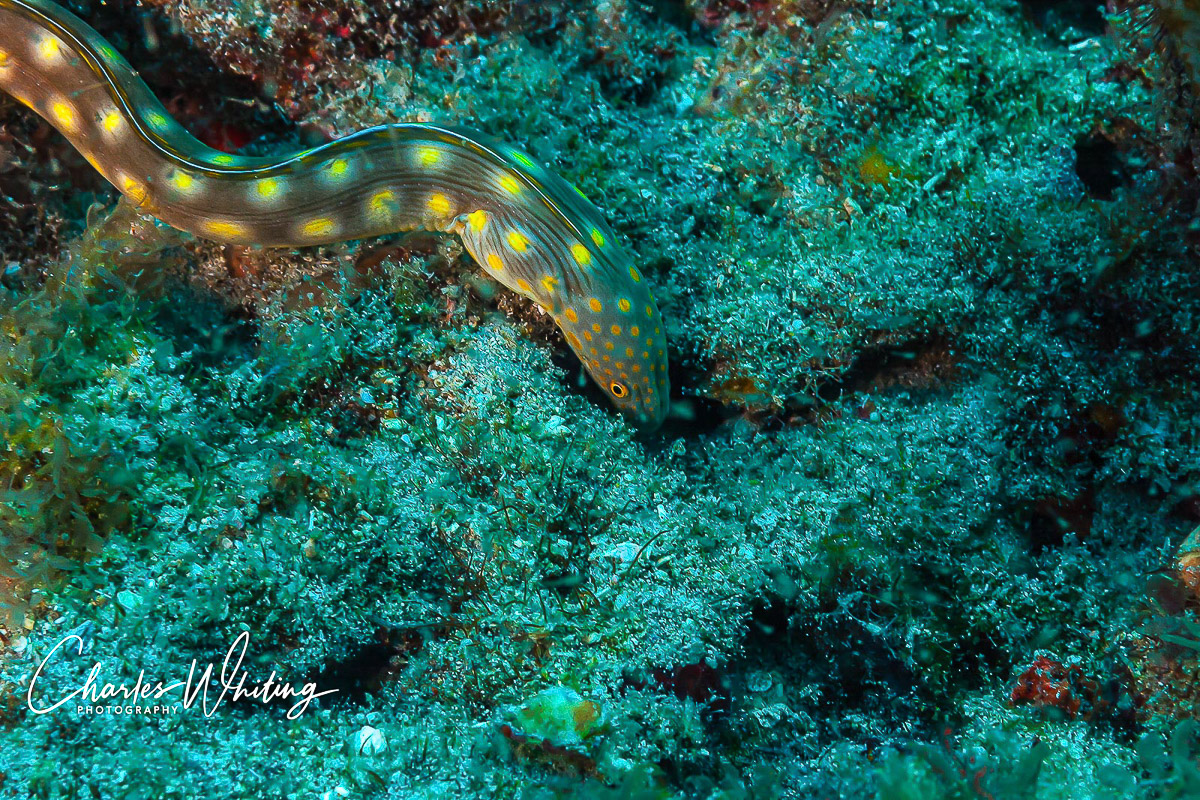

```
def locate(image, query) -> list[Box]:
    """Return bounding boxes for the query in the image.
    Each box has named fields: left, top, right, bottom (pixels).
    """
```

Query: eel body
left=0, top=0, right=669, bottom=427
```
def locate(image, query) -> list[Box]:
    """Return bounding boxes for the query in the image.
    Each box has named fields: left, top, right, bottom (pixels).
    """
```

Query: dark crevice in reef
left=590, top=56, right=678, bottom=108
left=1038, top=268, right=1200, bottom=385
left=306, top=628, right=425, bottom=705
left=1087, top=296, right=1198, bottom=379
left=818, top=335, right=962, bottom=403
left=151, top=283, right=261, bottom=370
left=1024, top=490, right=1096, bottom=555
left=0, top=108, right=84, bottom=268
left=1019, top=0, right=1108, bottom=37
left=657, top=335, right=741, bottom=440
left=659, top=391, right=736, bottom=439
left=644, top=0, right=703, bottom=36
left=724, top=595, right=941, bottom=748
left=1074, top=134, right=1128, bottom=200
left=310, top=642, right=397, bottom=704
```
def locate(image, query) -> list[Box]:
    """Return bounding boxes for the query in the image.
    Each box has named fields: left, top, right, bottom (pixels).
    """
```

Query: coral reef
left=1, top=0, right=1199, bottom=797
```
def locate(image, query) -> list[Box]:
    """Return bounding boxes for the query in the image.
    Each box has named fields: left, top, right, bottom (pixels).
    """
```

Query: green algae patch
left=502, top=687, right=607, bottom=749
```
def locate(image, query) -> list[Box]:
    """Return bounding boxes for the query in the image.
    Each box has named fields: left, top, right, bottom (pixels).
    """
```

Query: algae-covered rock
left=502, top=686, right=607, bottom=750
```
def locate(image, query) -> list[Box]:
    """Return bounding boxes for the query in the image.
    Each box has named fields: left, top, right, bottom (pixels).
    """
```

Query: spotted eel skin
left=0, top=0, right=670, bottom=427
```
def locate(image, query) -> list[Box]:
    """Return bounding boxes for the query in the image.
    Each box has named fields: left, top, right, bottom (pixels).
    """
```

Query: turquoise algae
left=0, top=0, right=1198, bottom=797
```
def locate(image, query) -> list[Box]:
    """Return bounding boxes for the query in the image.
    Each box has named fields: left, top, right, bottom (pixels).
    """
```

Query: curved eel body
left=0, top=0, right=669, bottom=427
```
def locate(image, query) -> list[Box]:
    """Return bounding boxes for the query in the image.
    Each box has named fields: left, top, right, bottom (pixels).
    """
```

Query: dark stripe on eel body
left=0, top=0, right=671, bottom=427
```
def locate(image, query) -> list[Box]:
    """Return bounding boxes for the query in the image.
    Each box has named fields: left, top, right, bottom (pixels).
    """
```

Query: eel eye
left=610, top=381, right=628, bottom=398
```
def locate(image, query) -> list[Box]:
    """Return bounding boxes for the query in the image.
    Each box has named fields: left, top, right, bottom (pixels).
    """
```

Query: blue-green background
left=1, top=0, right=1199, bottom=797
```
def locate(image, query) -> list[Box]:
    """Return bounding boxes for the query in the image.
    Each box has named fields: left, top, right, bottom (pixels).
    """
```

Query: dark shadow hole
left=1073, top=134, right=1126, bottom=200
left=1019, top=0, right=1107, bottom=36
left=307, top=641, right=398, bottom=705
